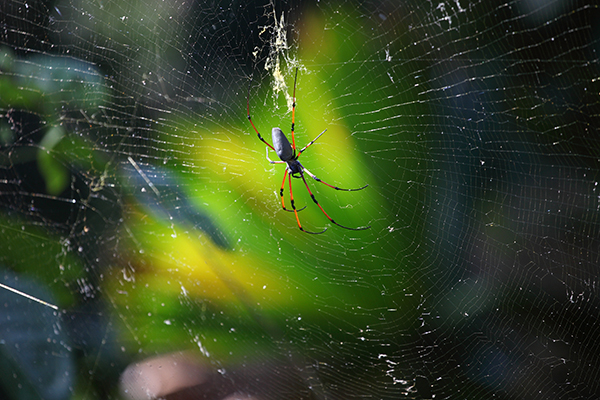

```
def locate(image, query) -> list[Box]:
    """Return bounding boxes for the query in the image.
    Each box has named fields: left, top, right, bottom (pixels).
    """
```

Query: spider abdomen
left=272, top=127, right=294, bottom=161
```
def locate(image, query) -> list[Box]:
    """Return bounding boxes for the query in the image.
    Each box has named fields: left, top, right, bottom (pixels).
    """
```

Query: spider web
left=1, top=0, right=599, bottom=399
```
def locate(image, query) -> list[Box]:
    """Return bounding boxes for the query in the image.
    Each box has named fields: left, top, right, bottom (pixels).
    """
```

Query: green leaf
left=38, top=126, right=69, bottom=195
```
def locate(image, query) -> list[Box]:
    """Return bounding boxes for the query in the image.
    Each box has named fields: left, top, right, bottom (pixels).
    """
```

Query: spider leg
left=280, top=169, right=305, bottom=212
left=247, top=81, right=275, bottom=151
left=289, top=171, right=327, bottom=234
left=299, top=172, right=370, bottom=231
left=266, top=146, right=287, bottom=164
left=297, top=129, right=327, bottom=157
left=302, top=167, right=369, bottom=191
left=290, top=67, right=298, bottom=152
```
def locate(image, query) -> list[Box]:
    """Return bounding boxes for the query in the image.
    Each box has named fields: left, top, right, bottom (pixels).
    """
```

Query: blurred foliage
left=0, top=271, right=75, bottom=400
left=9, top=0, right=595, bottom=398
left=0, top=3, right=438, bottom=396
left=0, top=0, right=437, bottom=396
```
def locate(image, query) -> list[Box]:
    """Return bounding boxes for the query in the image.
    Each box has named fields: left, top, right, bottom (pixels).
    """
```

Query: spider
left=247, top=68, right=370, bottom=234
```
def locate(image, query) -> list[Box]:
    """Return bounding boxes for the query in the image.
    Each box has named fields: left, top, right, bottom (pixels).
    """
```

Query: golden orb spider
left=247, top=68, right=370, bottom=234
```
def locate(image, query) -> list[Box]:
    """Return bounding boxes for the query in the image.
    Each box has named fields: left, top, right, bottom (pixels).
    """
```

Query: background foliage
left=1, top=0, right=599, bottom=399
